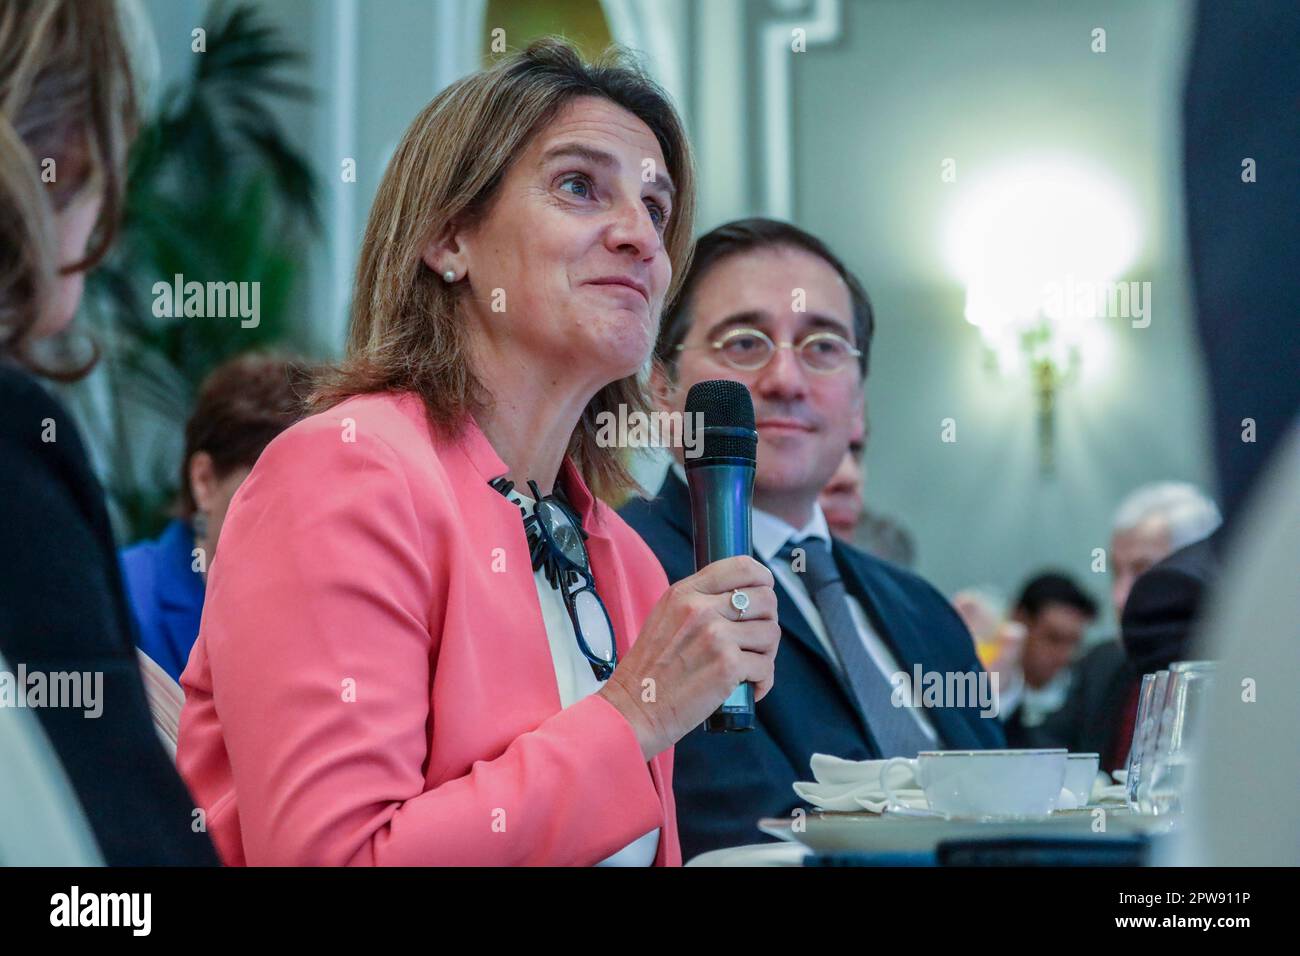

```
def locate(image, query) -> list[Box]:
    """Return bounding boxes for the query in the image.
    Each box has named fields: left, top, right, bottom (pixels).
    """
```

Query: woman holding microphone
left=176, top=38, right=780, bottom=866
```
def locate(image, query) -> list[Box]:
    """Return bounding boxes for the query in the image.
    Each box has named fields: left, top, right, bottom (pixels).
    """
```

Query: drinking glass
left=1139, top=661, right=1216, bottom=816
left=1126, top=670, right=1168, bottom=808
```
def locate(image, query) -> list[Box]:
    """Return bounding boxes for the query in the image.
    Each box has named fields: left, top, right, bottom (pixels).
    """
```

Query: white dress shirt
left=1000, top=665, right=1072, bottom=728
left=668, top=465, right=940, bottom=746
left=507, top=487, right=660, bottom=867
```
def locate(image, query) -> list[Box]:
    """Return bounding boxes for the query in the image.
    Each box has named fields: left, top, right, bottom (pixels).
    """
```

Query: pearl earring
left=443, top=270, right=456, bottom=283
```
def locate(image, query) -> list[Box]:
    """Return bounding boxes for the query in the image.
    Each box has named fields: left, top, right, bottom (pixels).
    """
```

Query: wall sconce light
left=943, top=156, right=1140, bottom=475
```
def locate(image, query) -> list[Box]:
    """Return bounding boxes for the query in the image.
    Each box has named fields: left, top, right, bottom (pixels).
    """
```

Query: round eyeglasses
left=527, top=486, right=617, bottom=681
left=676, top=327, right=862, bottom=374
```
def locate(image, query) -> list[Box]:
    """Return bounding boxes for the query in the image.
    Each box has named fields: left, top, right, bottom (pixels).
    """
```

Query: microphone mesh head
left=685, top=379, right=757, bottom=462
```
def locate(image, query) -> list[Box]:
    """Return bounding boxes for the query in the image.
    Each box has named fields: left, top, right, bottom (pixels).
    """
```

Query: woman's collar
left=457, top=412, right=510, bottom=484
left=459, top=413, right=601, bottom=531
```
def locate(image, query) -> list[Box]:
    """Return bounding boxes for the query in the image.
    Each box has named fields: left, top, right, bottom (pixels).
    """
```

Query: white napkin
left=136, top=648, right=184, bottom=760
left=1092, top=769, right=1128, bottom=804
left=793, top=753, right=928, bottom=813
left=1093, top=784, right=1129, bottom=804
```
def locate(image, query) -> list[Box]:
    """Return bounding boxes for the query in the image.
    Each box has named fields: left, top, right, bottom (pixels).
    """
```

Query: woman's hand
left=598, top=556, right=780, bottom=760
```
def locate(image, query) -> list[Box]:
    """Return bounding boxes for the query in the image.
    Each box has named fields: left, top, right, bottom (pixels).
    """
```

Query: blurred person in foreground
left=1033, top=481, right=1220, bottom=769
left=0, top=0, right=216, bottom=864
left=620, top=217, right=1003, bottom=859
left=120, top=353, right=315, bottom=682
left=1177, top=0, right=1300, bottom=864
left=176, top=39, right=780, bottom=867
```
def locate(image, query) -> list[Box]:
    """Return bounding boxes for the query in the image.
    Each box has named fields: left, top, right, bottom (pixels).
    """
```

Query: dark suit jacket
left=619, top=470, right=1004, bottom=860
left=0, top=363, right=217, bottom=865
left=1121, top=534, right=1219, bottom=674
left=1032, top=639, right=1134, bottom=770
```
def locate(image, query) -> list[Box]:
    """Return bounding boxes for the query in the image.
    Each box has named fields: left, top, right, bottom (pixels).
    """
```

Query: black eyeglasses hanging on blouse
left=490, top=477, right=617, bottom=680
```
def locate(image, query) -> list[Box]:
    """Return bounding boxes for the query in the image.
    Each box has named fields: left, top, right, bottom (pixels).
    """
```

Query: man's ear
left=188, top=451, right=217, bottom=513
left=648, top=361, right=678, bottom=414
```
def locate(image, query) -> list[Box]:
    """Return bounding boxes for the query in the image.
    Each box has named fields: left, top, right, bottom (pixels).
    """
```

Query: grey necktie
left=778, top=537, right=932, bottom=758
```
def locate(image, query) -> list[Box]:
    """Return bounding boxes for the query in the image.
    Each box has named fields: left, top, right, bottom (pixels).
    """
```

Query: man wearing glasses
left=620, top=218, right=1004, bottom=860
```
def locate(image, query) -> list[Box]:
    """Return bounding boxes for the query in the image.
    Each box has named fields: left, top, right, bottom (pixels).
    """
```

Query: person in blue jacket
left=121, top=354, right=313, bottom=681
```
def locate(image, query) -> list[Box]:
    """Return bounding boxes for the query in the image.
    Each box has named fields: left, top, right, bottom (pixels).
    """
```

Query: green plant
left=70, top=1, right=320, bottom=543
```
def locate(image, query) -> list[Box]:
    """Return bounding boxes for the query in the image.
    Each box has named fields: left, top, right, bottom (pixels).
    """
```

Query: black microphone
left=684, top=380, right=759, bottom=733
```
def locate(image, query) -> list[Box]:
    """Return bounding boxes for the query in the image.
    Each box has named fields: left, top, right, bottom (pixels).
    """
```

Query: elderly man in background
left=1034, top=481, right=1221, bottom=770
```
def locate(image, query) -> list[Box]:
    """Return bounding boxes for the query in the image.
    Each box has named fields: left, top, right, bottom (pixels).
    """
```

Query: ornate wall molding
left=759, top=0, right=842, bottom=218
left=601, top=0, right=690, bottom=129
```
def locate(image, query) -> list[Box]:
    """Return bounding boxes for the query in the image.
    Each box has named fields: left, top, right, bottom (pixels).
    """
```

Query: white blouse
left=507, top=488, right=660, bottom=867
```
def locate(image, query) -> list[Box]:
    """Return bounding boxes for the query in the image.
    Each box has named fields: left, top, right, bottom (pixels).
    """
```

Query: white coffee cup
left=881, top=749, right=1068, bottom=818
left=1063, top=752, right=1101, bottom=807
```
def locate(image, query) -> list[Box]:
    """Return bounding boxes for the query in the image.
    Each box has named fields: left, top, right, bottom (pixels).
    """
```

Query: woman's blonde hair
left=0, top=0, right=138, bottom=380
left=311, top=37, right=696, bottom=503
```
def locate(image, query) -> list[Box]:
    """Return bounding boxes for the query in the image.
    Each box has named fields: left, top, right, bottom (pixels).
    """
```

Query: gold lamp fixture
left=943, top=156, right=1141, bottom=475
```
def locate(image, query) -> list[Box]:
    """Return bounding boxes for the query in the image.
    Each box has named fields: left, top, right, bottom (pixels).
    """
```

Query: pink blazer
left=177, top=391, right=681, bottom=866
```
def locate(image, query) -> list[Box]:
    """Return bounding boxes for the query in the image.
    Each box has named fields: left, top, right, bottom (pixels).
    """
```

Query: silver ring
left=730, top=589, right=750, bottom=620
